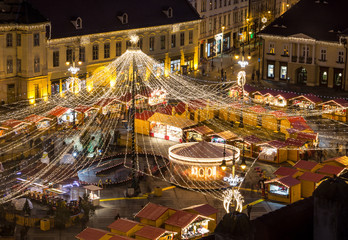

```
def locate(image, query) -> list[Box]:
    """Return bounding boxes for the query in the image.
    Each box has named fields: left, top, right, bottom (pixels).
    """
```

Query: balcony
left=291, top=56, right=297, bottom=62
left=299, top=56, right=305, bottom=63
left=306, top=57, right=312, bottom=64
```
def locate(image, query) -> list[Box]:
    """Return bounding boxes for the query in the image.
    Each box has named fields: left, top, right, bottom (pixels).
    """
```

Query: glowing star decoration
left=261, top=17, right=267, bottom=23
left=237, top=71, right=246, bottom=87
left=237, top=60, right=249, bottom=68
left=223, top=188, right=244, bottom=213
left=130, top=34, right=140, bottom=45
left=223, top=174, right=244, bottom=187
left=149, top=89, right=167, bottom=105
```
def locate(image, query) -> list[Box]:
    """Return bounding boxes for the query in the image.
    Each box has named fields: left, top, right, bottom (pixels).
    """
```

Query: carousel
left=168, top=141, right=240, bottom=189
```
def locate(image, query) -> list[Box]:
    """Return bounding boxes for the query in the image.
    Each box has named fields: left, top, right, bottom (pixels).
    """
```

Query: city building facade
left=259, top=0, right=348, bottom=91
left=0, top=0, right=201, bottom=104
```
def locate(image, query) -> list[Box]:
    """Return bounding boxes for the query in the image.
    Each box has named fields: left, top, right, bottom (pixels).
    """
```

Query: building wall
left=261, top=35, right=347, bottom=90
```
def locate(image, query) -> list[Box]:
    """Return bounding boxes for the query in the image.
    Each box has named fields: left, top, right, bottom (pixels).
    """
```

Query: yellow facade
left=262, top=115, right=278, bottom=131
left=299, top=180, right=316, bottom=198
left=268, top=183, right=301, bottom=204
left=135, top=119, right=150, bottom=135
left=139, top=209, right=176, bottom=228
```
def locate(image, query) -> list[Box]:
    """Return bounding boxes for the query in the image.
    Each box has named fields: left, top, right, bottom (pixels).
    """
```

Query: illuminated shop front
left=289, top=94, right=322, bottom=110
left=265, top=176, right=301, bottom=204
left=47, top=106, right=75, bottom=126
left=186, top=125, right=214, bottom=142
left=258, top=140, right=288, bottom=164
left=24, top=115, right=52, bottom=130
left=181, top=219, right=210, bottom=239
left=168, top=141, right=240, bottom=189
left=149, top=89, right=167, bottom=106
left=320, top=99, right=348, bottom=122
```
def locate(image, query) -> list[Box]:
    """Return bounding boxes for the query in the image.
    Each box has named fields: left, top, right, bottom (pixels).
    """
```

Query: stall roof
left=285, top=138, right=306, bottom=147
left=76, top=227, right=109, bottom=240
left=265, top=176, right=301, bottom=188
left=229, top=102, right=242, bottom=109
left=135, top=225, right=166, bottom=240
left=258, top=89, right=277, bottom=96
left=275, top=92, right=298, bottom=100
left=188, top=99, right=208, bottom=111
left=147, top=113, right=197, bottom=129
left=287, top=116, right=306, bottom=124
left=135, top=111, right=155, bottom=121
left=319, top=99, right=348, bottom=108
left=190, top=125, right=214, bottom=135
left=297, top=132, right=318, bottom=141
left=298, top=172, right=326, bottom=183
left=74, top=105, right=97, bottom=113
left=260, top=140, right=288, bottom=149
left=293, top=160, right=318, bottom=171
left=243, top=135, right=262, bottom=144
left=95, top=98, right=118, bottom=107
left=324, top=156, right=348, bottom=167
left=273, top=167, right=298, bottom=177
left=174, top=102, right=187, bottom=114
left=249, top=105, right=267, bottom=113
left=165, top=210, right=198, bottom=228
left=317, top=165, right=345, bottom=176
left=213, top=131, right=238, bottom=140
left=244, top=84, right=256, bottom=93
left=271, top=110, right=288, bottom=119
left=108, top=235, right=133, bottom=240
left=291, top=121, right=311, bottom=131
left=155, top=105, right=173, bottom=115
left=24, top=114, right=51, bottom=123
left=182, top=204, right=218, bottom=216
left=290, top=94, right=322, bottom=104
left=135, top=203, right=170, bottom=221
left=83, top=185, right=102, bottom=191
left=286, top=128, right=299, bottom=134
left=2, top=119, right=30, bottom=128
left=172, top=141, right=235, bottom=159
left=108, top=218, right=140, bottom=232
left=47, top=106, right=70, bottom=117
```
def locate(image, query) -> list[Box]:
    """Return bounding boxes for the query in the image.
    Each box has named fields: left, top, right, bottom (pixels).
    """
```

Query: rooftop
left=76, top=227, right=109, bottom=240
left=273, top=166, right=298, bottom=177
left=108, top=218, right=140, bottom=233
left=135, top=202, right=169, bottom=221
left=135, top=225, right=166, bottom=240
left=165, top=210, right=198, bottom=228
left=293, top=160, right=318, bottom=171
left=298, top=172, right=326, bottom=183
left=317, top=164, right=345, bottom=175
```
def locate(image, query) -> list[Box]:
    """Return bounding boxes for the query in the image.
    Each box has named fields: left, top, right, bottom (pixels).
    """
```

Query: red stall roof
left=275, top=92, right=298, bottom=100
left=135, top=111, right=155, bottom=121
left=24, top=114, right=51, bottom=123
left=320, top=99, right=348, bottom=108
left=165, top=210, right=198, bottom=228
left=297, top=132, right=318, bottom=141
left=287, top=116, right=306, bottom=124
left=271, top=110, right=288, bottom=119
left=174, top=102, right=186, bottom=114
left=108, top=218, right=140, bottom=232
left=265, top=176, right=301, bottom=188
left=135, top=225, right=166, bottom=240
left=317, top=165, right=345, bottom=175
left=249, top=105, right=267, bottom=113
left=135, top=203, right=170, bottom=221
left=76, top=227, right=109, bottom=240
left=290, top=94, right=322, bottom=104
left=109, top=235, right=133, bottom=240
left=285, top=138, right=306, bottom=147
left=273, top=167, right=298, bottom=177
left=188, top=99, right=208, bottom=111
left=2, top=119, right=30, bottom=128
left=291, top=121, right=311, bottom=131
left=75, top=105, right=97, bottom=113
left=261, top=140, right=288, bottom=149
left=243, top=135, right=262, bottom=144
left=298, top=172, right=326, bottom=183
left=324, top=156, right=348, bottom=167
left=191, top=125, right=214, bottom=135
left=47, top=106, right=70, bottom=117
left=155, top=105, right=173, bottom=115
left=95, top=98, right=117, bottom=107
left=293, top=160, right=318, bottom=171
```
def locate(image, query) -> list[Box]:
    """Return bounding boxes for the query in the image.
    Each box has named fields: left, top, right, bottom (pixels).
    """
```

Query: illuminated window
left=34, top=56, right=40, bottom=73
left=267, top=63, right=274, bottom=78
left=283, top=45, right=289, bottom=56
left=280, top=65, right=287, bottom=80
left=269, top=42, right=275, bottom=54
left=7, top=57, right=13, bottom=74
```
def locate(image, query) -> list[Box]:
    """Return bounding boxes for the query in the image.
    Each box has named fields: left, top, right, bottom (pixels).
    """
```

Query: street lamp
left=66, top=59, right=82, bottom=128
left=221, top=26, right=225, bottom=67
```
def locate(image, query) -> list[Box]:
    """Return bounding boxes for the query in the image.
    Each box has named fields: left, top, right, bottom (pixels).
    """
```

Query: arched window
left=168, top=7, right=173, bottom=18
left=76, top=17, right=82, bottom=29
left=122, top=13, right=128, bottom=24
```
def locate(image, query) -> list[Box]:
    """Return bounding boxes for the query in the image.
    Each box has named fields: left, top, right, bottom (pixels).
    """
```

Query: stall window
left=280, top=64, right=287, bottom=80
left=270, top=184, right=289, bottom=196
left=267, top=62, right=275, bottom=79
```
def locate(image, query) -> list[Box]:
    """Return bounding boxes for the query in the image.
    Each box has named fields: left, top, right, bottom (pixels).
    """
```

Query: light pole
left=221, top=26, right=225, bottom=68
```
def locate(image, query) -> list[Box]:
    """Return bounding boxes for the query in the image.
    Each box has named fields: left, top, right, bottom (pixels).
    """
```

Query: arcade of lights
left=0, top=34, right=345, bottom=213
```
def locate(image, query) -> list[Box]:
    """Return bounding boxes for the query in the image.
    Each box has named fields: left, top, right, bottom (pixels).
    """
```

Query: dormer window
left=118, top=13, right=128, bottom=24
left=163, top=7, right=173, bottom=18
left=71, top=17, right=82, bottom=29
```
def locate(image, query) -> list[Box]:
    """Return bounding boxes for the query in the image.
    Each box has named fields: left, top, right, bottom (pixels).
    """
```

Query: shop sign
left=191, top=166, right=216, bottom=178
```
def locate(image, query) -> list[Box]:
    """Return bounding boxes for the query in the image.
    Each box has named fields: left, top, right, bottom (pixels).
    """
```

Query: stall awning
left=74, top=105, right=97, bottom=113
left=265, top=176, right=300, bottom=188
left=213, top=131, right=238, bottom=140
left=83, top=185, right=102, bottom=191
left=47, top=106, right=71, bottom=117
left=243, top=135, right=262, bottom=144
left=1, top=119, right=30, bottom=129
left=25, top=115, right=51, bottom=123
left=147, top=112, right=197, bottom=129
left=190, top=125, right=214, bottom=135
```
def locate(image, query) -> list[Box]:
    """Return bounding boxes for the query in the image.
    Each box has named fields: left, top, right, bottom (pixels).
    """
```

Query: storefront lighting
left=247, top=55, right=251, bottom=60
left=234, top=55, right=240, bottom=59
left=220, top=160, right=227, bottom=171
left=240, top=158, right=247, bottom=170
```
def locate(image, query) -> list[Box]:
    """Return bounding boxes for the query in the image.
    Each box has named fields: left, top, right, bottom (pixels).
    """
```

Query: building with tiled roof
left=135, top=203, right=175, bottom=228
left=273, top=166, right=298, bottom=178
left=108, top=218, right=143, bottom=237
left=259, top=0, right=348, bottom=91
left=134, top=225, right=174, bottom=240
left=298, top=172, right=326, bottom=198
left=293, top=160, right=320, bottom=173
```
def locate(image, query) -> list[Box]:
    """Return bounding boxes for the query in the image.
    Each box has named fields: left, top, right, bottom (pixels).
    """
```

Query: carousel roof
left=172, top=141, right=234, bottom=159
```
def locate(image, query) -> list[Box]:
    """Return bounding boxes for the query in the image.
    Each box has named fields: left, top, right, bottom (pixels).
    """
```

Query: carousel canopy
left=172, top=141, right=234, bottom=159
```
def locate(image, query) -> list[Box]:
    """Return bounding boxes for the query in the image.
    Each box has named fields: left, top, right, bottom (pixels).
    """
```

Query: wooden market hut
left=273, top=166, right=299, bottom=178
left=316, top=165, right=345, bottom=177
left=94, top=97, right=122, bottom=115
left=251, top=89, right=276, bottom=104
left=173, top=102, right=189, bottom=119
left=298, top=172, right=326, bottom=198
left=262, top=110, right=288, bottom=132
left=281, top=116, right=313, bottom=138
left=135, top=203, right=176, bottom=228
left=258, top=140, right=289, bottom=163
left=296, top=132, right=318, bottom=146
left=284, top=138, right=306, bottom=162
left=293, top=160, right=320, bottom=173
left=108, top=218, right=143, bottom=237
left=181, top=204, right=218, bottom=232
left=219, top=102, right=242, bottom=122
left=24, top=114, right=52, bottom=131
left=288, top=94, right=322, bottom=109
left=135, top=225, right=175, bottom=240
left=265, top=176, right=301, bottom=204
left=74, top=105, right=98, bottom=123
left=164, top=210, right=212, bottom=239
left=244, top=105, right=266, bottom=127
left=134, top=111, right=155, bottom=135
left=0, top=119, right=31, bottom=141
left=209, top=130, right=239, bottom=144
left=185, top=125, right=214, bottom=142
left=46, top=106, right=73, bottom=129
left=187, top=99, right=213, bottom=122
left=272, top=92, right=298, bottom=108
left=322, top=156, right=348, bottom=168
left=242, top=135, right=263, bottom=158
left=319, top=99, right=348, bottom=122
left=228, top=84, right=256, bottom=100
